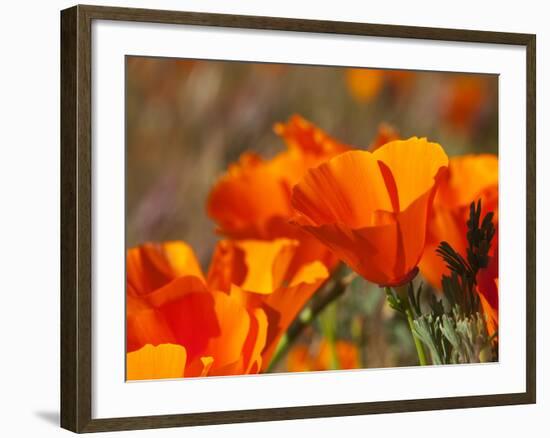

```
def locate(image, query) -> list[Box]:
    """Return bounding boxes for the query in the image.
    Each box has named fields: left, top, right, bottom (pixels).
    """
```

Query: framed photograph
left=60, top=4, right=536, bottom=433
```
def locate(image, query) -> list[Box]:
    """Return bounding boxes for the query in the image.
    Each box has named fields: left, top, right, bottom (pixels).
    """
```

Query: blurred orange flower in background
left=287, top=340, right=359, bottom=372
left=126, top=238, right=328, bottom=379
left=346, top=69, right=385, bottom=103
left=291, top=137, right=449, bottom=287
left=440, top=75, right=491, bottom=132
left=346, top=68, right=415, bottom=103
left=207, top=115, right=350, bottom=274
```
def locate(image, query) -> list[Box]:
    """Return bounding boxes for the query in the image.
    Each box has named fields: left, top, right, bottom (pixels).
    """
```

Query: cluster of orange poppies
left=126, top=115, right=498, bottom=380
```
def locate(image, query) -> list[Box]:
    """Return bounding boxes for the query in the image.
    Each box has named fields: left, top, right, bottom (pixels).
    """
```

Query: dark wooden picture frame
left=61, top=4, right=536, bottom=433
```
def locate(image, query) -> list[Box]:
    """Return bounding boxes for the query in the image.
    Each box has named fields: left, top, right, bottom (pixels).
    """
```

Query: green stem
left=384, top=285, right=428, bottom=366
left=266, top=266, right=356, bottom=372
left=405, top=308, right=428, bottom=366
left=266, top=334, right=289, bottom=372
left=320, top=302, right=340, bottom=370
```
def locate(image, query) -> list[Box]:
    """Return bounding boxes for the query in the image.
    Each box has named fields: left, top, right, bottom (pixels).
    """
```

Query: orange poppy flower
left=207, top=115, right=349, bottom=239
left=206, top=238, right=329, bottom=368
left=206, top=115, right=349, bottom=274
left=291, top=137, right=449, bottom=287
left=287, top=340, right=359, bottom=372
left=273, top=114, right=350, bottom=159
left=418, top=154, right=498, bottom=289
left=126, top=241, right=267, bottom=379
left=126, top=238, right=328, bottom=379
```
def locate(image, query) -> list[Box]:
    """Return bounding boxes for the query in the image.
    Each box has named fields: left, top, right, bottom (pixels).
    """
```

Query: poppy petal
left=235, top=239, right=298, bottom=294
left=127, top=241, right=204, bottom=297
left=292, top=150, right=393, bottom=228
left=127, top=344, right=187, bottom=381
left=373, top=137, right=449, bottom=211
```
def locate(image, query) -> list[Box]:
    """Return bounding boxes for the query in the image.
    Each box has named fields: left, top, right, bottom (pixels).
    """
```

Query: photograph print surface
left=125, top=57, right=499, bottom=381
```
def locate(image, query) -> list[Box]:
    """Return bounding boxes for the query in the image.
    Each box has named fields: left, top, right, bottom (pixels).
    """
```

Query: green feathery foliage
left=387, top=200, right=498, bottom=365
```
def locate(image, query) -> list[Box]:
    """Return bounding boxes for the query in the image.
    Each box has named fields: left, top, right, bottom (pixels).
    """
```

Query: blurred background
left=126, top=56, right=498, bottom=371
